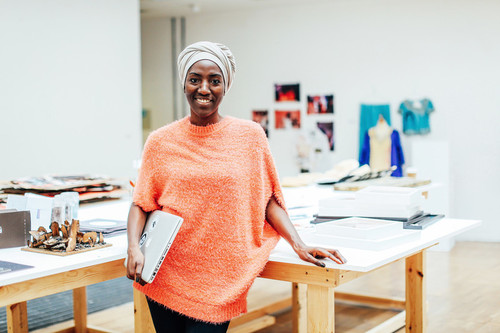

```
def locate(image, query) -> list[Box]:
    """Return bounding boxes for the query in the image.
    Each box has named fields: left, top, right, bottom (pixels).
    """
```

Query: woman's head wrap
left=177, top=41, right=236, bottom=94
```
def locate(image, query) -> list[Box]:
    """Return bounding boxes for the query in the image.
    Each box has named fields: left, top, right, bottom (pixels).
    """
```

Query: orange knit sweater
left=132, top=116, right=285, bottom=323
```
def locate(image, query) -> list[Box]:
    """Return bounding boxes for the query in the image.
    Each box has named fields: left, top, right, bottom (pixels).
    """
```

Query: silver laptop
left=126, top=210, right=183, bottom=283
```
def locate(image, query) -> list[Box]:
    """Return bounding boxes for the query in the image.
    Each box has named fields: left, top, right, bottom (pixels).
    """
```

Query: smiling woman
left=125, top=41, right=346, bottom=333
left=184, top=60, right=225, bottom=126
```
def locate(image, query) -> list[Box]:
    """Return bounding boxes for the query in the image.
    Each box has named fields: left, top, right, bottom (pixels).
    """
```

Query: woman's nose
left=199, top=80, right=210, bottom=94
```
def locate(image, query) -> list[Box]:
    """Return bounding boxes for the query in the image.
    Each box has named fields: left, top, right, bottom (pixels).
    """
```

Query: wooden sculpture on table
left=26, top=219, right=107, bottom=255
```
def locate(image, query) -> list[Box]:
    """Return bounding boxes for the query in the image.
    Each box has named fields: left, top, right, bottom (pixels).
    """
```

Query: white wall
left=141, top=18, right=174, bottom=140
left=142, top=0, right=500, bottom=241
left=0, top=0, right=142, bottom=179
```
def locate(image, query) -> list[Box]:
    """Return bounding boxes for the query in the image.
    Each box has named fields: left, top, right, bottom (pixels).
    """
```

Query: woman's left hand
left=292, top=244, right=347, bottom=267
left=265, top=197, right=346, bottom=267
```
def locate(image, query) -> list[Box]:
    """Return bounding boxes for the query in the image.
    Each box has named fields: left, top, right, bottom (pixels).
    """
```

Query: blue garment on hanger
left=359, top=104, right=391, bottom=160
left=398, top=99, right=434, bottom=135
left=359, top=129, right=405, bottom=177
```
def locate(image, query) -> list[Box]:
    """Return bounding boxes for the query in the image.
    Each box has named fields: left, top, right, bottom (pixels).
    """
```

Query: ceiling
left=140, top=0, right=330, bottom=18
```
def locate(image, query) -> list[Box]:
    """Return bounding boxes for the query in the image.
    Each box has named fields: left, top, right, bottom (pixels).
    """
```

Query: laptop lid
left=134, top=210, right=183, bottom=284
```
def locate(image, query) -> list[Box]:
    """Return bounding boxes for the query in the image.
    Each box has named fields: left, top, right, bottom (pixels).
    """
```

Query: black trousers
left=147, top=297, right=230, bottom=333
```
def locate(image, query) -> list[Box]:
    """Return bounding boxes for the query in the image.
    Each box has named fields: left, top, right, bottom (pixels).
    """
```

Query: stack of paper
left=79, top=219, right=127, bottom=236
left=0, top=174, right=127, bottom=205
left=318, top=186, right=424, bottom=220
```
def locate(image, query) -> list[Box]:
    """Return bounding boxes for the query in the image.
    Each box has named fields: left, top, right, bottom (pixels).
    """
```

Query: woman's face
left=184, top=60, right=224, bottom=125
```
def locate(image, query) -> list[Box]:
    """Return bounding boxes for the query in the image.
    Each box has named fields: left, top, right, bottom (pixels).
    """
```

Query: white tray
left=301, top=226, right=420, bottom=251
left=314, top=217, right=402, bottom=240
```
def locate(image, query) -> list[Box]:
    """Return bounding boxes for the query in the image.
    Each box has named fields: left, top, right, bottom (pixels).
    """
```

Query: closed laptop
left=127, top=210, right=183, bottom=283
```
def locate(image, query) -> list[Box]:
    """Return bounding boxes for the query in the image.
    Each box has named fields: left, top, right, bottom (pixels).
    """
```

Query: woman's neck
left=189, top=113, right=223, bottom=127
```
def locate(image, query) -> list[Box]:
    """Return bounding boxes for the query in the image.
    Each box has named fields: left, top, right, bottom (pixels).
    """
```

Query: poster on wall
left=307, top=95, right=334, bottom=114
left=275, top=110, right=301, bottom=129
left=251, top=110, right=269, bottom=137
left=275, top=83, right=300, bottom=102
left=316, top=121, right=334, bottom=151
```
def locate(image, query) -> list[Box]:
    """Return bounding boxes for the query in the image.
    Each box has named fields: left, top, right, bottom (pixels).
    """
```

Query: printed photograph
left=275, top=110, right=301, bottom=129
left=307, top=95, right=334, bottom=114
left=275, top=83, right=300, bottom=102
left=252, top=110, right=269, bottom=137
left=316, top=121, right=334, bottom=151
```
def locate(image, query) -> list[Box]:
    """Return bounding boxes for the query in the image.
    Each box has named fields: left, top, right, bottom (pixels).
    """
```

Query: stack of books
left=315, top=186, right=442, bottom=229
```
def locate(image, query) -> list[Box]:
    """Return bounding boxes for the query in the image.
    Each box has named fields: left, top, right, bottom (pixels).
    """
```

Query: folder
left=0, top=210, right=31, bottom=249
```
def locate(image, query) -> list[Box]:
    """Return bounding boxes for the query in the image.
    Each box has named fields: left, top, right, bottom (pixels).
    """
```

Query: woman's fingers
left=126, top=260, right=135, bottom=280
left=135, top=261, right=143, bottom=283
left=305, top=252, right=326, bottom=267
left=305, top=247, right=347, bottom=265
left=125, top=255, right=146, bottom=284
left=293, top=245, right=347, bottom=267
left=311, top=248, right=342, bottom=264
left=328, top=249, right=347, bottom=264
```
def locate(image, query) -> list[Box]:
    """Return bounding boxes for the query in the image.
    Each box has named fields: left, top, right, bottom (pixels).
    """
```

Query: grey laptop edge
left=126, top=210, right=183, bottom=283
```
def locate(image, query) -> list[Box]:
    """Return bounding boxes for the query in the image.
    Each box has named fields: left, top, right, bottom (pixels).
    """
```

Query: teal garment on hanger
left=359, top=104, right=391, bottom=160
left=398, top=99, right=434, bottom=135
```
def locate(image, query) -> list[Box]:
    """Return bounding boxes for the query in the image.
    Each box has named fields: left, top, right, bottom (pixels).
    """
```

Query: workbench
left=0, top=193, right=480, bottom=332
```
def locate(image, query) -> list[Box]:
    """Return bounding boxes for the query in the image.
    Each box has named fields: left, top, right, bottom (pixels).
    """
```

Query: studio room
left=1, top=0, right=499, bottom=332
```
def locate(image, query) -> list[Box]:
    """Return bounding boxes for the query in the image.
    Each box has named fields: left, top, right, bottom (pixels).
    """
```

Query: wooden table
left=0, top=201, right=131, bottom=333
left=1, top=199, right=480, bottom=333
left=134, top=217, right=480, bottom=333
left=261, top=217, right=480, bottom=332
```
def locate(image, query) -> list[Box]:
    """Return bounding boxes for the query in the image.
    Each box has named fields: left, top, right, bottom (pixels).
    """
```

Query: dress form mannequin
left=368, top=115, right=393, bottom=171
left=373, top=115, right=392, bottom=141
left=360, top=115, right=405, bottom=177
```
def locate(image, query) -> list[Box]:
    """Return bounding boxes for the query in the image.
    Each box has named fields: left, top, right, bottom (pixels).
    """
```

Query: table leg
left=307, top=284, right=334, bottom=333
left=292, top=282, right=307, bottom=333
left=73, top=286, right=87, bottom=333
left=406, top=250, right=427, bottom=332
left=6, top=302, right=28, bottom=333
left=133, top=288, right=155, bottom=333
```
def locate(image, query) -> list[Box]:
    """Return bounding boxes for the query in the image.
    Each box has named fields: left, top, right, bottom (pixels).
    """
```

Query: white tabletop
left=0, top=189, right=481, bottom=286
left=0, top=200, right=131, bottom=287
left=271, top=217, right=481, bottom=272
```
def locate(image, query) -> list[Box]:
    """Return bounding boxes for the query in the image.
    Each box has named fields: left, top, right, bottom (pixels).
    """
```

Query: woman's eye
left=212, top=79, right=221, bottom=85
left=189, top=78, right=199, bottom=84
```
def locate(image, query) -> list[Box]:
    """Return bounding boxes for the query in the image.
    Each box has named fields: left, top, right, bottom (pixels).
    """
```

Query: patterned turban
left=177, top=41, right=236, bottom=94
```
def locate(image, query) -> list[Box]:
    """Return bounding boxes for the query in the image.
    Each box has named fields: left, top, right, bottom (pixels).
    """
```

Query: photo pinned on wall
left=275, top=110, right=301, bottom=129
left=316, top=121, right=334, bottom=151
left=307, top=95, right=334, bottom=114
left=275, top=83, right=300, bottom=102
left=252, top=110, right=269, bottom=137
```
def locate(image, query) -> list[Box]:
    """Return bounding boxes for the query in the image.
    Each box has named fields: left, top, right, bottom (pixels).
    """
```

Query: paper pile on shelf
left=0, top=174, right=128, bottom=205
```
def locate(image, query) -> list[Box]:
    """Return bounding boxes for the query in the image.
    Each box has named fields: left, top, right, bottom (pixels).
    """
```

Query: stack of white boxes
left=318, top=186, right=424, bottom=220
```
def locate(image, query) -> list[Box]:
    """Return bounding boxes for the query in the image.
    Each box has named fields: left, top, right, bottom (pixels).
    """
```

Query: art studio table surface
left=0, top=187, right=481, bottom=332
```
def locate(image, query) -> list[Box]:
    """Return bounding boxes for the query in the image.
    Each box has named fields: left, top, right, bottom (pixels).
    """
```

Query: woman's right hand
left=126, top=245, right=146, bottom=285
left=126, top=203, right=149, bottom=285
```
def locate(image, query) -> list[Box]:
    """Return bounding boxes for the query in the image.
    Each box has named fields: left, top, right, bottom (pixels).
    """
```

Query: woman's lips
left=196, top=98, right=212, bottom=104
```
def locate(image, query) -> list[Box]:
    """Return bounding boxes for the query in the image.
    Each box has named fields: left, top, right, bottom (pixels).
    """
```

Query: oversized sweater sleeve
left=258, top=127, right=287, bottom=211
left=132, top=134, right=162, bottom=212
